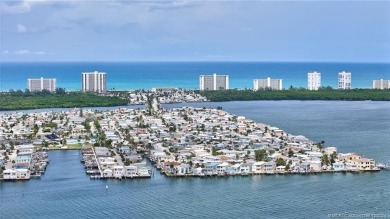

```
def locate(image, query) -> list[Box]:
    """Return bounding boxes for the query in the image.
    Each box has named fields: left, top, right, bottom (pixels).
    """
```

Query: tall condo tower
left=253, top=77, right=282, bottom=91
left=338, top=71, right=352, bottom=89
left=307, top=72, right=321, bottom=90
left=199, top=74, right=229, bottom=90
left=82, top=71, right=107, bottom=93
left=28, top=77, right=56, bottom=92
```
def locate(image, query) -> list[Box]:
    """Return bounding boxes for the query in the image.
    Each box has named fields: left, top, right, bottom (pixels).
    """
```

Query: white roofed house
left=216, top=163, right=229, bottom=175
left=113, top=166, right=124, bottom=178
left=239, top=163, right=251, bottom=175
left=16, top=169, right=30, bottom=180
left=333, top=162, right=345, bottom=171
left=264, top=161, right=276, bottom=174
left=3, top=169, right=17, bottom=180
left=103, top=169, right=113, bottom=177
left=252, top=161, right=265, bottom=174
left=177, top=164, right=191, bottom=175
left=275, top=166, right=286, bottom=173
left=228, top=164, right=241, bottom=175
left=124, top=165, right=138, bottom=177
left=309, top=160, right=322, bottom=172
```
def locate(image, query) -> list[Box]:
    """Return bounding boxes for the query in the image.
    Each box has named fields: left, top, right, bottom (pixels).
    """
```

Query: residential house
left=113, top=166, right=124, bottom=178
left=349, top=158, right=375, bottom=170
left=333, top=162, right=345, bottom=171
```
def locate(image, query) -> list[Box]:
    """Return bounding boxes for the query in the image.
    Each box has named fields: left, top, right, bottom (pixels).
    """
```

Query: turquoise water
left=1, top=101, right=389, bottom=218
left=1, top=62, right=389, bottom=91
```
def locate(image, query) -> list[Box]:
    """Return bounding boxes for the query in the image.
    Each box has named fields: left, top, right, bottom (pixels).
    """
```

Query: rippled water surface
left=1, top=101, right=389, bottom=219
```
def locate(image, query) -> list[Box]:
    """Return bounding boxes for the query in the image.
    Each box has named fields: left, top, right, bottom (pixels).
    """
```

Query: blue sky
left=1, top=0, right=389, bottom=62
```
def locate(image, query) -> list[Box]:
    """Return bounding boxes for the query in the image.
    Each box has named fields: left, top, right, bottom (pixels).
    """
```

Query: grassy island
left=0, top=90, right=128, bottom=110
left=201, top=89, right=390, bottom=102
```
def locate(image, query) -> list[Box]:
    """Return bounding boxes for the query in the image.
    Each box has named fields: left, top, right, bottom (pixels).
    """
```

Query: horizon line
left=1, top=60, right=390, bottom=64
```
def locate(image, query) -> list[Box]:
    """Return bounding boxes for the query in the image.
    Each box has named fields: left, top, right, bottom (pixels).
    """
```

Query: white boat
left=376, top=163, right=389, bottom=170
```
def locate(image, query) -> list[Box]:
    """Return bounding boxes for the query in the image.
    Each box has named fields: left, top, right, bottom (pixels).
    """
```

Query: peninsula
left=0, top=96, right=382, bottom=181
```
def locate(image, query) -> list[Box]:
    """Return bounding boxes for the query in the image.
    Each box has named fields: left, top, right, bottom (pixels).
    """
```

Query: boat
left=376, top=163, right=389, bottom=170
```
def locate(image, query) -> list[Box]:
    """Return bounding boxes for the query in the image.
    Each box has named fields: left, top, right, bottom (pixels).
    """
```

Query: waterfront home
left=349, top=158, right=375, bottom=170
left=16, top=169, right=30, bottom=179
left=239, top=164, right=251, bottom=174
left=275, top=166, right=286, bottom=173
left=309, top=160, right=322, bottom=171
left=333, top=162, right=345, bottom=171
left=252, top=162, right=265, bottom=174
left=299, top=163, right=311, bottom=172
left=177, top=164, right=191, bottom=175
left=229, top=164, right=241, bottom=175
left=125, top=165, right=137, bottom=177
left=3, top=169, right=30, bottom=180
left=345, top=162, right=357, bottom=170
left=138, top=167, right=150, bottom=177
left=264, top=161, right=276, bottom=174
left=113, top=166, right=124, bottom=178
left=3, top=169, right=17, bottom=180
left=163, top=161, right=181, bottom=174
left=103, top=169, right=113, bottom=177
left=216, top=163, right=229, bottom=175
left=204, top=163, right=218, bottom=175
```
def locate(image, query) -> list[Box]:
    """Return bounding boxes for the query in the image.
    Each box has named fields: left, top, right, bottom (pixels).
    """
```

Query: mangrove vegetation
left=201, top=88, right=390, bottom=102
left=0, top=89, right=128, bottom=110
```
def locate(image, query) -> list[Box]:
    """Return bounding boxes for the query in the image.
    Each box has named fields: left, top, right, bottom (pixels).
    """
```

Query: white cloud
left=12, top=50, right=46, bottom=55
left=17, top=24, right=28, bottom=33
left=14, top=49, right=31, bottom=55
left=0, top=0, right=56, bottom=14
left=145, top=0, right=201, bottom=11
left=2, top=50, right=10, bottom=54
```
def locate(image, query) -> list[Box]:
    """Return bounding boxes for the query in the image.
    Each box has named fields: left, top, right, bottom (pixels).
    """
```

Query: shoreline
left=1, top=88, right=390, bottom=111
left=1, top=99, right=389, bottom=113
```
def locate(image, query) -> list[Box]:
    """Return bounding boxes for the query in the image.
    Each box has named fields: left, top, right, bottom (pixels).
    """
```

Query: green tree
left=321, top=154, right=330, bottom=166
left=275, top=157, right=286, bottom=166
left=288, top=149, right=294, bottom=158
left=255, top=149, right=267, bottom=161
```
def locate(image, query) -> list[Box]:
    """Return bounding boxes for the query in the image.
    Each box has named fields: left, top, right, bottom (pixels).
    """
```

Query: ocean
left=1, top=101, right=389, bottom=218
left=0, top=62, right=389, bottom=91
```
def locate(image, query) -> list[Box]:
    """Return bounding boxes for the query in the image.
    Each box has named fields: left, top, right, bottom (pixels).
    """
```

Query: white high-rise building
left=308, top=72, right=321, bottom=90
left=28, top=77, right=56, bottom=92
left=82, top=71, right=107, bottom=93
left=338, top=71, right=352, bottom=89
left=372, top=79, right=390, bottom=89
left=253, top=77, right=282, bottom=91
left=199, top=74, right=229, bottom=90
